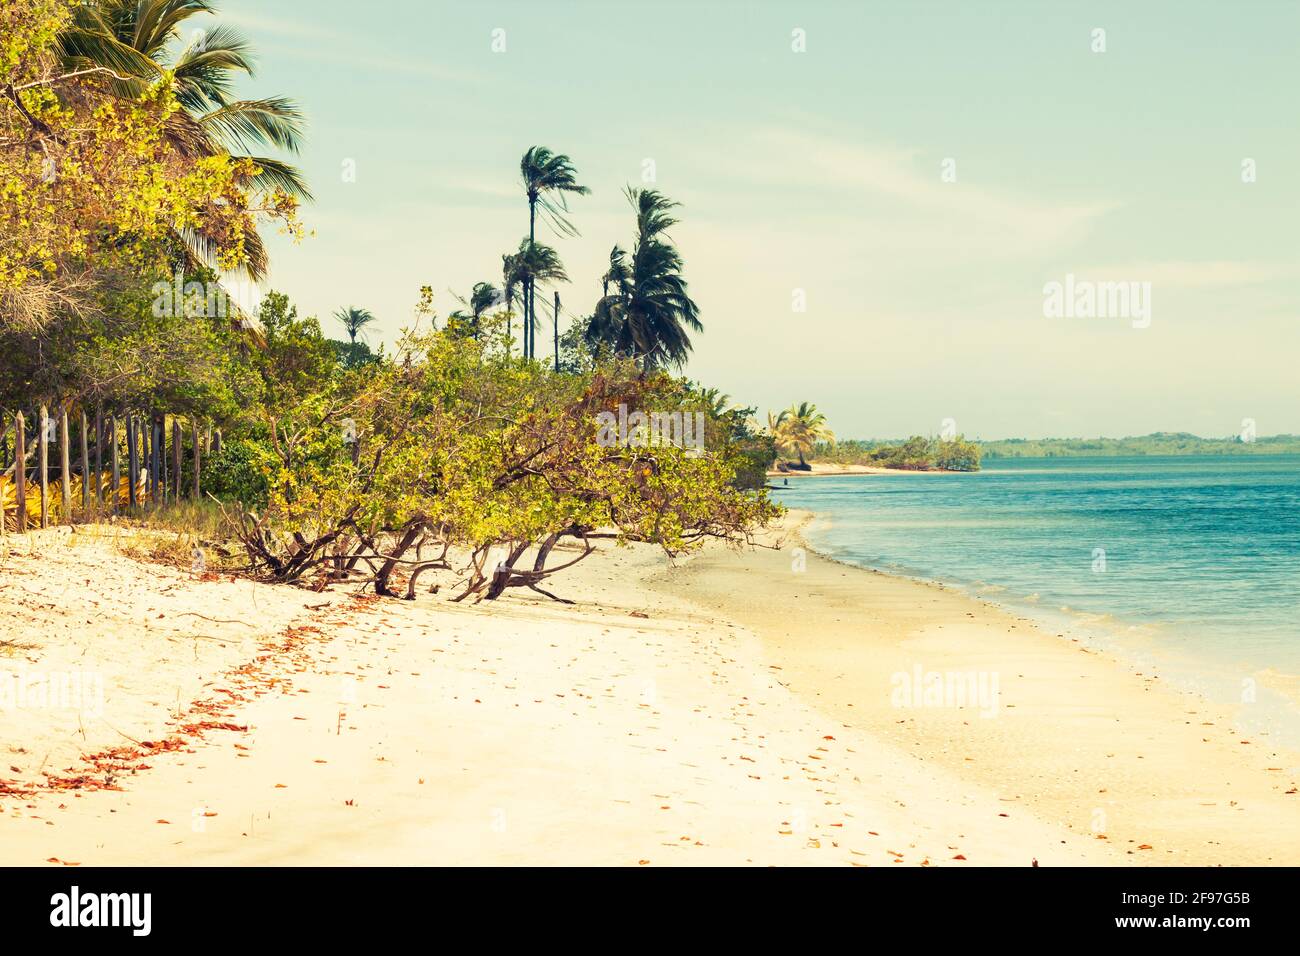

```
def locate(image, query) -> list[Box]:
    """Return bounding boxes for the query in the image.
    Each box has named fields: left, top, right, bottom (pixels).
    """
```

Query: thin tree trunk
left=553, top=290, right=561, bottom=372
left=528, top=198, right=536, bottom=358
left=505, top=288, right=512, bottom=355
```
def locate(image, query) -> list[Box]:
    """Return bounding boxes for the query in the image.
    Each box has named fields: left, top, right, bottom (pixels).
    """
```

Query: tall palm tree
left=772, top=402, right=835, bottom=467
left=57, top=0, right=309, bottom=279
left=520, top=147, right=588, bottom=361
left=334, top=306, right=376, bottom=344
left=592, top=188, right=701, bottom=369
left=504, top=238, right=568, bottom=359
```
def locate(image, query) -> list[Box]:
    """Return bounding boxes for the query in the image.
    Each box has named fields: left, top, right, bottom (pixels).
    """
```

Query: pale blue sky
left=208, top=0, right=1298, bottom=439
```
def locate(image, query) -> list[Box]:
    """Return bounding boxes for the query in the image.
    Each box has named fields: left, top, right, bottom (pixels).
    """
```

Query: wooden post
left=79, top=410, right=89, bottom=514
left=59, top=408, right=71, bottom=522
left=192, top=421, right=201, bottom=499
left=554, top=291, right=561, bottom=373
left=94, top=408, right=103, bottom=509
left=144, top=416, right=153, bottom=505
left=154, top=417, right=163, bottom=505
left=13, top=412, right=26, bottom=533
left=127, top=415, right=137, bottom=508
left=38, top=405, right=49, bottom=528
left=154, top=417, right=162, bottom=505
left=157, top=416, right=166, bottom=503
left=110, top=415, right=119, bottom=512
left=172, top=418, right=182, bottom=501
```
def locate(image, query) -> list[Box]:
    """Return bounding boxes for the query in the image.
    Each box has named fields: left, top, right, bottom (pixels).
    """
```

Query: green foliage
left=250, top=291, right=338, bottom=409
left=233, top=315, right=780, bottom=599
left=812, top=436, right=982, bottom=472
left=204, top=438, right=271, bottom=508
left=979, top=433, right=1300, bottom=458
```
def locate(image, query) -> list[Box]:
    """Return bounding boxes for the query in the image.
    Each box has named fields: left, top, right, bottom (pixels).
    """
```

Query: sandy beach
left=1, top=518, right=1295, bottom=867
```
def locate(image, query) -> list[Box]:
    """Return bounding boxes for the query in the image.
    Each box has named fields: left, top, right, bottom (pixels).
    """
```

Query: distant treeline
left=976, top=433, right=1300, bottom=458
left=813, top=436, right=981, bottom=472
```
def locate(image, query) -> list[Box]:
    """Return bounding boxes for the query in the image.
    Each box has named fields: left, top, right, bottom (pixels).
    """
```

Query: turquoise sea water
left=772, top=455, right=1300, bottom=740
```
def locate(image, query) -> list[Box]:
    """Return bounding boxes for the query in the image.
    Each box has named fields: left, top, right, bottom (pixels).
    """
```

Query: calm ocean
left=773, top=455, right=1300, bottom=743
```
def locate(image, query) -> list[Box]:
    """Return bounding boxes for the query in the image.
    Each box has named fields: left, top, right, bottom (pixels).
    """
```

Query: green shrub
left=204, top=439, right=270, bottom=508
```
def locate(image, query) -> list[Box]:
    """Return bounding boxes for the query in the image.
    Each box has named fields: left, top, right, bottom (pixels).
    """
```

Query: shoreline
left=2, top=520, right=1296, bottom=865
left=646, top=512, right=1300, bottom=865
left=767, top=463, right=962, bottom=478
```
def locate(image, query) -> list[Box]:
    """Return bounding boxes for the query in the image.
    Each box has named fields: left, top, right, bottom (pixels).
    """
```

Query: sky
left=202, top=0, right=1298, bottom=440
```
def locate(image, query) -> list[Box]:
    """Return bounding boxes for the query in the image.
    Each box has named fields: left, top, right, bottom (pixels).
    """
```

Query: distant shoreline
left=767, top=463, right=964, bottom=478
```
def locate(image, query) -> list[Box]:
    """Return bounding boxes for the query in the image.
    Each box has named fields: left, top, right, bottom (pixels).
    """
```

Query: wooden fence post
left=14, top=411, right=26, bottom=533
left=144, top=416, right=153, bottom=505
left=38, top=405, right=49, bottom=529
left=79, top=410, right=89, bottom=514
left=160, top=416, right=168, bottom=502
left=152, top=417, right=161, bottom=506
left=172, top=418, right=182, bottom=501
left=192, top=421, right=201, bottom=499
left=127, top=415, right=137, bottom=508
left=94, top=408, right=103, bottom=510
left=59, top=408, right=71, bottom=522
left=110, top=415, right=119, bottom=512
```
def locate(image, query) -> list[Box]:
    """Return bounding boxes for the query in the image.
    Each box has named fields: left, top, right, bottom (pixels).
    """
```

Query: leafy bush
left=204, top=439, right=271, bottom=508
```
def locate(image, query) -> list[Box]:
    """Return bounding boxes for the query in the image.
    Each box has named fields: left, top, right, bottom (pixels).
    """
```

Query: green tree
left=519, top=146, right=588, bottom=359
left=772, top=402, right=835, bottom=467
left=503, top=238, right=568, bottom=359
left=56, top=0, right=310, bottom=278
left=333, top=306, right=376, bottom=345
left=592, top=188, right=701, bottom=369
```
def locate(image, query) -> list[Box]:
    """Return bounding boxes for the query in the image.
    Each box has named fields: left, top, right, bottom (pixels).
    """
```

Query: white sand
left=1, top=520, right=1294, bottom=866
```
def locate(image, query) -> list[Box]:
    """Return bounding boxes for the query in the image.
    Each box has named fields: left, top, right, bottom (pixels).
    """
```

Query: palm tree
left=334, top=306, right=376, bottom=345
left=503, top=239, right=568, bottom=359
left=57, top=0, right=309, bottom=279
left=592, top=187, right=702, bottom=369
left=470, top=282, right=500, bottom=321
left=698, top=387, right=734, bottom=419
left=520, top=147, right=588, bottom=360
left=583, top=246, right=630, bottom=356
left=502, top=253, right=521, bottom=354
left=772, top=402, right=835, bottom=467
